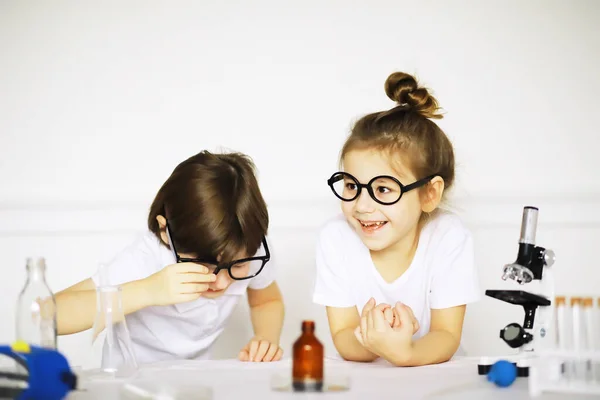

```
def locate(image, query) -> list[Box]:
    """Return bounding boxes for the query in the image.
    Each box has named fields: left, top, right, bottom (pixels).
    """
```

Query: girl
left=313, top=72, right=481, bottom=366
left=56, top=150, right=285, bottom=364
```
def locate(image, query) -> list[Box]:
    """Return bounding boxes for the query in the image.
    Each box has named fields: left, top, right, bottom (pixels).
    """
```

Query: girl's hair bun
left=384, top=72, right=442, bottom=119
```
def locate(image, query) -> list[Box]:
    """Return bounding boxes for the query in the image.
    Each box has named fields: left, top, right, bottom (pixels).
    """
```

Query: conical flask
left=90, top=285, right=138, bottom=378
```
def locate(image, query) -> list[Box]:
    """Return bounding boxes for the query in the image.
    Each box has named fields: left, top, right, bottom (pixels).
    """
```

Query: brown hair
left=341, top=71, right=455, bottom=198
left=148, top=150, right=268, bottom=263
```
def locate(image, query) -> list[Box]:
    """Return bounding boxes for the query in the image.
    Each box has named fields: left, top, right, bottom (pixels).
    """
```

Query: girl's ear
left=156, top=215, right=169, bottom=245
left=420, top=176, right=444, bottom=213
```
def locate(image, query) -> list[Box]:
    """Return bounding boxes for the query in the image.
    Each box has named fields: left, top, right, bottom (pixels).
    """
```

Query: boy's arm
left=55, top=278, right=152, bottom=335
left=246, top=281, right=284, bottom=344
left=327, top=306, right=378, bottom=362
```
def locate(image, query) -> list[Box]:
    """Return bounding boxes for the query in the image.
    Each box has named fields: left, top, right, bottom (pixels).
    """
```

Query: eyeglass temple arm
left=403, top=175, right=437, bottom=192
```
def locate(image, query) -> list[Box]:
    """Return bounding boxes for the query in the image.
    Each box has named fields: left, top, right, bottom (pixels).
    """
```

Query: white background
left=1, top=0, right=599, bottom=367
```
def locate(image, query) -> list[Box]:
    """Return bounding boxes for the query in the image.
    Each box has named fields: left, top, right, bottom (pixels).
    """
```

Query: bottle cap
left=583, top=297, right=593, bottom=307
left=570, top=297, right=581, bottom=307
left=555, top=296, right=566, bottom=306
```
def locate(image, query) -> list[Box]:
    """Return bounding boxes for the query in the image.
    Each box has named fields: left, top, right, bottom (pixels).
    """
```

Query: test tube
left=554, top=296, right=568, bottom=380
left=571, top=297, right=585, bottom=381
left=597, top=297, right=600, bottom=383
left=582, top=298, right=595, bottom=382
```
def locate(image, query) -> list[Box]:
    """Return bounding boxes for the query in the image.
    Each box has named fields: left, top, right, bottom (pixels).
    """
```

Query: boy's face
left=176, top=250, right=251, bottom=299
left=340, top=149, right=424, bottom=253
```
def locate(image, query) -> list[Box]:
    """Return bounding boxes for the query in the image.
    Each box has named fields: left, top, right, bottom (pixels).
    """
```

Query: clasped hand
left=354, top=298, right=420, bottom=365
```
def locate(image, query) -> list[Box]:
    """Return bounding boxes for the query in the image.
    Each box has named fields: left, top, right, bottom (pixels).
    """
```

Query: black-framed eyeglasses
left=327, top=171, right=437, bottom=206
left=165, top=220, right=270, bottom=281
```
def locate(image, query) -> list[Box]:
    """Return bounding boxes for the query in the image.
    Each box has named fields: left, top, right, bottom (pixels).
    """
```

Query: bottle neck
left=301, top=321, right=315, bottom=335
left=26, top=259, right=47, bottom=282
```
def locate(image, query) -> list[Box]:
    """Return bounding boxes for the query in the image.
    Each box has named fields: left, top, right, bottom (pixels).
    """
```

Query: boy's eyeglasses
left=165, top=220, right=270, bottom=281
left=327, top=171, right=437, bottom=206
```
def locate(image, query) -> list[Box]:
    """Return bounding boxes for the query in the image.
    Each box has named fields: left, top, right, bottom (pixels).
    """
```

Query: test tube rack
left=529, top=349, right=600, bottom=396
left=528, top=296, right=600, bottom=397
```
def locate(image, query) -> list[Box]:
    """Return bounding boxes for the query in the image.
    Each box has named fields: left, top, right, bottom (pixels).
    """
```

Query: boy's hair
left=148, top=150, right=268, bottom=263
left=341, top=71, right=455, bottom=199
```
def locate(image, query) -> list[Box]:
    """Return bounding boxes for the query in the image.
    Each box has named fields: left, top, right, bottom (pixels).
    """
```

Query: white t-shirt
left=91, top=231, right=276, bottom=365
left=313, top=211, right=481, bottom=341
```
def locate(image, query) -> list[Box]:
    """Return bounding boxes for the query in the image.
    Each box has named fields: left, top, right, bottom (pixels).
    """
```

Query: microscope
left=479, top=206, right=556, bottom=376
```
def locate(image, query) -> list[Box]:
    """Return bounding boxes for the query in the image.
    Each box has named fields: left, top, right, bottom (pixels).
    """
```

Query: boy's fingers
left=180, top=283, right=209, bottom=294
left=249, top=340, right=259, bottom=361
left=238, top=350, right=249, bottom=361
left=254, top=340, right=270, bottom=362
left=263, top=344, right=279, bottom=362
left=175, top=263, right=210, bottom=274
left=273, top=348, right=283, bottom=361
left=179, top=273, right=217, bottom=284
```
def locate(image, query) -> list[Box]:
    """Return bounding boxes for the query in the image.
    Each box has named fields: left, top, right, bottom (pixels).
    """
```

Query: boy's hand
left=144, top=263, right=217, bottom=306
left=238, top=336, right=283, bottom=362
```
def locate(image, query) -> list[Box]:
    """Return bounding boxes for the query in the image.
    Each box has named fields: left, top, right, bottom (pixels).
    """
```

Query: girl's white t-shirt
left=91, top=231, right=276, bottom=364
left=313, top=211, right=481, bottom=340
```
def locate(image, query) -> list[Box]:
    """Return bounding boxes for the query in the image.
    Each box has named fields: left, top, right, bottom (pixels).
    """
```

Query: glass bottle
left=15, top=257, right=57, bottom=349
left=292, top=320, right=323, bottom=392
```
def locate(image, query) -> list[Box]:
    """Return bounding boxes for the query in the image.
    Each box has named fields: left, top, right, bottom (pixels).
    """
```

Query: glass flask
left=90, top=285, right=138, bottom=378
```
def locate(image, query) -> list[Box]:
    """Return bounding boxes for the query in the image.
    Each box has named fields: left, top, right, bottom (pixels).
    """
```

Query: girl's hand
left=393, top=302, right=420, bottom=334
left=353, top=298, right=419, bottom=365
left=354, top=299, right=420, bottom=343
left=143, top=263, right=217, bottom=306
left=238, top=336, right=283, bottom=362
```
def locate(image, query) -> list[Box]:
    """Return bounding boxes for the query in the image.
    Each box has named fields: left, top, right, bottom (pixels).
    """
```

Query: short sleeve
left=91, top=234, right=159, bottom=287
left=248, top=236, right=276, bottom=290
left=429, top=230, right=482, bottom=309
left=312, top=225, right=355, bottom=308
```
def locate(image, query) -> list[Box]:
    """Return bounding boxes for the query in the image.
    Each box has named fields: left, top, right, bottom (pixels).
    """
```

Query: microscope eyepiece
left=519, top=206, right=538, bottom=245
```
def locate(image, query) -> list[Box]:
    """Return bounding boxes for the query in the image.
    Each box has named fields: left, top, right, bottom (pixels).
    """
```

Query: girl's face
left=340, top=149, right=424, bottom=253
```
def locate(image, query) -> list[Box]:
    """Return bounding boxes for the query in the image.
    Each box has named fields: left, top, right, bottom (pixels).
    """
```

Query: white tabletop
left=68, top=356, right=599, bottom=400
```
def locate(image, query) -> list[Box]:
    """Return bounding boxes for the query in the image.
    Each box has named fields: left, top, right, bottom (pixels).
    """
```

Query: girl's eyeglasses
left=327, top=171, right=437, bottom=206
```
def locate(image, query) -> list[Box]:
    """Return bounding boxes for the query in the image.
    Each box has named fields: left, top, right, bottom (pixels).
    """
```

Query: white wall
left=1, top=0, right=599, bottom=367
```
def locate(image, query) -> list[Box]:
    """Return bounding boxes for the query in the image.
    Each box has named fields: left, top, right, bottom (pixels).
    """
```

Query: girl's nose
left=354, top=190, right=376, bottom=213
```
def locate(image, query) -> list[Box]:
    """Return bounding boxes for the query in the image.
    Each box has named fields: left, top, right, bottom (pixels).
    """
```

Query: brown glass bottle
left=292, top=320, right=324, bottom=392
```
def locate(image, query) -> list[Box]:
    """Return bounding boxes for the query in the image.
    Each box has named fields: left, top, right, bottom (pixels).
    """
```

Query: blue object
left=486, top=360, right=517, bottom=388
left=0, top=341, right=76, bottom=400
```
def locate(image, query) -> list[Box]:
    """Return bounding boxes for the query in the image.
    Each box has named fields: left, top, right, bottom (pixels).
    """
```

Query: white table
left=68, top=356, right=598, bottom=400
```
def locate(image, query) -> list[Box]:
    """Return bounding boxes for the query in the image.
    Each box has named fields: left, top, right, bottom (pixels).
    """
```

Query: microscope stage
left=485, top=290, right=551, bottom=306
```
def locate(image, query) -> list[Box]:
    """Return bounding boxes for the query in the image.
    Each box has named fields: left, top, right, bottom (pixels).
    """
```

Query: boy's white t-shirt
left=313, top=211, right=481, bottom=341
left=91, top=231, right=275, bottom=365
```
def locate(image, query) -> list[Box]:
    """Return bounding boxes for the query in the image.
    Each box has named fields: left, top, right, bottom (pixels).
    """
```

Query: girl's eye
left=376, top=186, right=391, bottom=194
left=345, top=183, right=357, bottom=190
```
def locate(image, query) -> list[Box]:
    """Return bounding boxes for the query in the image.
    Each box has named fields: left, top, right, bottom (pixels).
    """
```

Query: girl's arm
left=246, top=281, right=284, bottom=344
left=327, top=306, right=379, bottom=362
left=396, top=305, right=465, bottom=366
